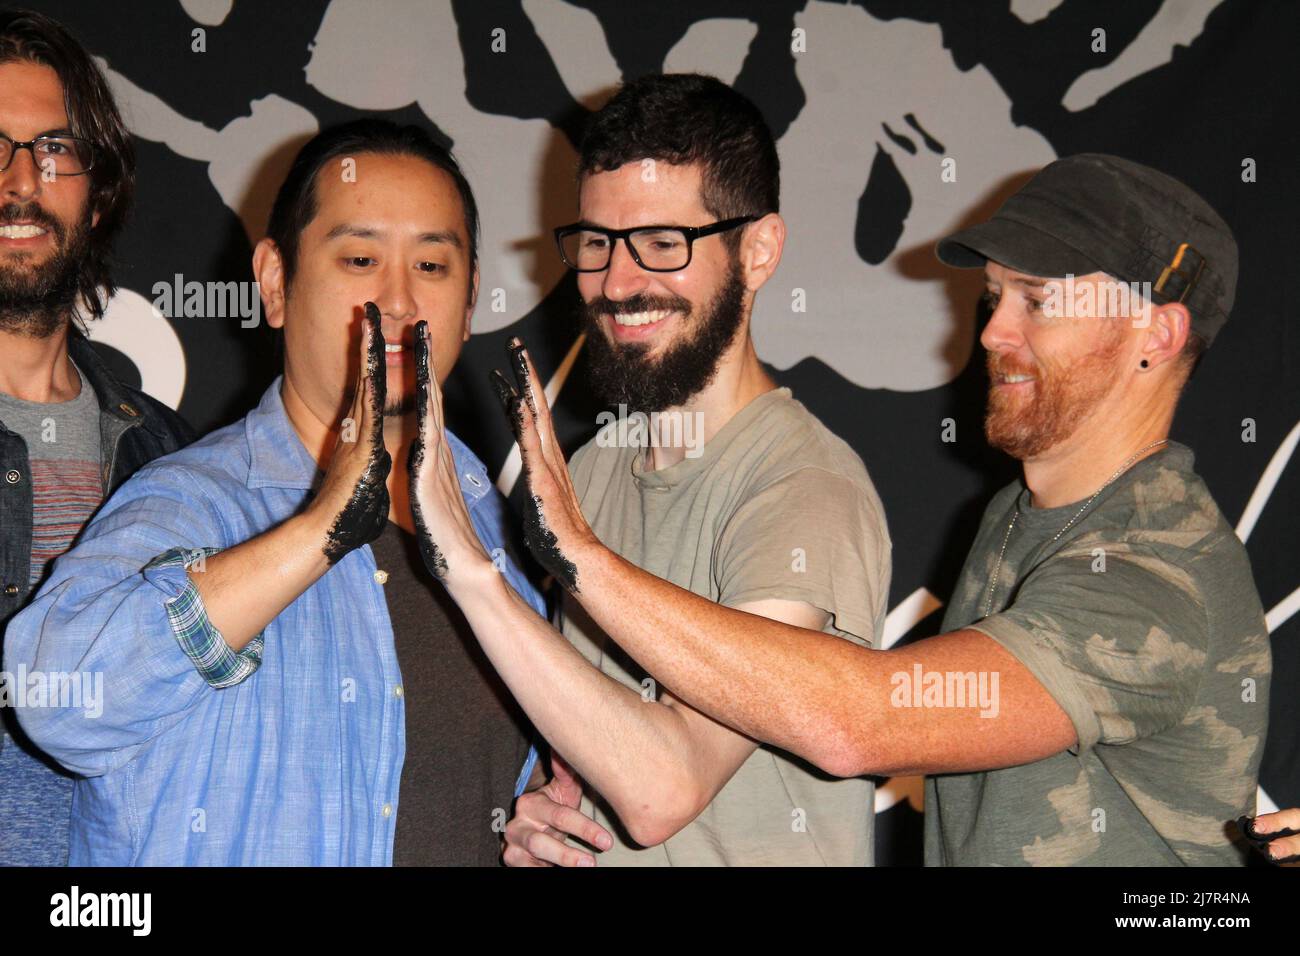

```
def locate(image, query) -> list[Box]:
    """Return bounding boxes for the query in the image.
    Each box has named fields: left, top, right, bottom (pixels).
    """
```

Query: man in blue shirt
left=6, top=120, right=544, bottom=865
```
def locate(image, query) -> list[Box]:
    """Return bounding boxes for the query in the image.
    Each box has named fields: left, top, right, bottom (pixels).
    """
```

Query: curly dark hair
left=0, top=8, right=135, bottom=322
left=578, top=73, right=779, bottom=250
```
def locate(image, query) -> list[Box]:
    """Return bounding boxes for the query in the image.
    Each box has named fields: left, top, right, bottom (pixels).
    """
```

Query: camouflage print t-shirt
left=924, top=442, right=1270, bottom=866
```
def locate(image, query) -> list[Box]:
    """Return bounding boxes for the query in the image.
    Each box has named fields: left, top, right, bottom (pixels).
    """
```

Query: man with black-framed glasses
left=553, top=215, right=757, bottom=274
left=406, top=72, right=890, bottom=866
left=0, top=9, right=193, bottom=866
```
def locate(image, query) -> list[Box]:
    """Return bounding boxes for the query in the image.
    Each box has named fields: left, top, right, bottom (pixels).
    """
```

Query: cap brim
left=935, top=218, right=1103, bottom=278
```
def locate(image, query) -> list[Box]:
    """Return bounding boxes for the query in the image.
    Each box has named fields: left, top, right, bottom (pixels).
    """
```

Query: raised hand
left=489, top=338, right=595, bottom=593
left=315, top=302, right=392, bottom=564
left=502, top=752, right=612, bottom=867
left=407, top=320, right=491, bottom=581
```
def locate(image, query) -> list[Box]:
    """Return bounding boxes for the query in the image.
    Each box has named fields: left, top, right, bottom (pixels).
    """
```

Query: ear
left=1139, top=300, right=1191, bottom=371
left=740, top=212, right=786, bottom=294
left=463, top=264, right=479, bottom=343
left=253, top=238, right=288, bottom=330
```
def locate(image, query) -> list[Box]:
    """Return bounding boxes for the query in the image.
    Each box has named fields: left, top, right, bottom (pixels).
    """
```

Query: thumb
left=550, top=751, right=583, bottom=807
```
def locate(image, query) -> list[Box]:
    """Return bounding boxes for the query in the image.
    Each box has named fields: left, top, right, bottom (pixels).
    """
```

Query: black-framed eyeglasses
left=554, top=215, right=758, bottom=273
left=0, top=134, right=97, bottom=177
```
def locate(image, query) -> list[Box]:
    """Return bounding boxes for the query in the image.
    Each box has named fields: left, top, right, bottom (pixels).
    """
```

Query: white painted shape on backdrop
left=1063, top=0, right=1226, bottom=111
left=758, top=1, right=1057, bottom=390
left=524, top=0, right=620, bottom=110
left=664, top=18, right=757, bottom=86
left=180, top=0, right=234, bottom=27
left=101, top=60, right=318, bottom=245
left=87, top=288, right=187, bottom=410
left=1010, top=0, right=1064, bottom=25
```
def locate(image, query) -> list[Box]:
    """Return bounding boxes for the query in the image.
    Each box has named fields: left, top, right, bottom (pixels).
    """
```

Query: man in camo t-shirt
left=923, top=156, right=1269, bottom=865
left=928, top=443, right=1268, bottom=864
left=487, top=153, right=1272, bottom=867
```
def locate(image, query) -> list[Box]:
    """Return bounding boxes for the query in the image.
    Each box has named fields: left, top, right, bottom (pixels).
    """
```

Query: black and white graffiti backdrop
left=28, top=0, right=1298, bottom=864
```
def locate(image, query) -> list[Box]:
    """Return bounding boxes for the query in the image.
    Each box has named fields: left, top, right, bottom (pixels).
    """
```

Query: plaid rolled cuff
left=143, top=547, right=265, bottom=689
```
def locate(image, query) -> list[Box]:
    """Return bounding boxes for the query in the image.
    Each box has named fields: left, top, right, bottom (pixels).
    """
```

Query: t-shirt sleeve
left=969, top=537, right=1208, bottom=754
left=714, top=467, right=889, bottom=647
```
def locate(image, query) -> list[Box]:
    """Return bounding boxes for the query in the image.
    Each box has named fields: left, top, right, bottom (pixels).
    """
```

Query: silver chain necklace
left=980, top=439, right=1169, bottom=618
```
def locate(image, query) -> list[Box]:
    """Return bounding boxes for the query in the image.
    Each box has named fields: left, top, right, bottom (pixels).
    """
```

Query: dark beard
left=0, top=201, right=92, bottom=338
left=582, top=260, right=747, bottom=413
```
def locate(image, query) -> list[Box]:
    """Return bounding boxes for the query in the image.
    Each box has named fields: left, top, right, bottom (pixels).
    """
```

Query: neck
left=645, top=331, right=776, bottom=471
left=0, top=320, right=80, bottom=403
left=1021, top=396, right=1176, bottom=508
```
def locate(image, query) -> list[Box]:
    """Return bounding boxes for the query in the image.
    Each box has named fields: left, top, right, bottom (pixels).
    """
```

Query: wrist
left=442, top=549, right=503, bottom=599
left=287, top=509, right=336, bottom=573
left=569, top=532, right=610, bottom=589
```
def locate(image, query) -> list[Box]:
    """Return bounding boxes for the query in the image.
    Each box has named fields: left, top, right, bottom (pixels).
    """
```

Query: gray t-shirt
left=563, top=387, right=891, bottom=866
left=925, top=442, right=1270, bottom=866
left=0, top=360, right=102, bottom=867
left=0, top=360, right=102, bottom=594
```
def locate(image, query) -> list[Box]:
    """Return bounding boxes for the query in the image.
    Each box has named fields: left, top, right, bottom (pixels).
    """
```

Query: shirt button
left=393, top=685, right=404, bottom=699
left=381, top=803, right=393, bottom=818
left=5, top=469, right=20, bottom=484
left=373, top=569, right=389, bottom=584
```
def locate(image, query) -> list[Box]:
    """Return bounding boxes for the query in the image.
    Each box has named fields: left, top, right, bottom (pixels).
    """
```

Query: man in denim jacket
left=0, top=10, right=193, bottom=866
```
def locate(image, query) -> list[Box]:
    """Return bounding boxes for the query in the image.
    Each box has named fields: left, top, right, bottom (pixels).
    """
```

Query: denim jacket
left=0, top=328, right=195, bottom=630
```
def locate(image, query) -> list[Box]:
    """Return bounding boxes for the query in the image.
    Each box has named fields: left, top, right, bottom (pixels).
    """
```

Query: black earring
left=1139, top=359, right=1150, bottom=369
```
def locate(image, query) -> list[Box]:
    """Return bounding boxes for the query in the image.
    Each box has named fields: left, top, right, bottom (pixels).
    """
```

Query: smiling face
left=264, top=151, right=477, bottom=428
left=576, top=161, right=750, bottom=412
left=979, top=262, right=1131, bottom=460
left=0, top=60, right=97, bottom=336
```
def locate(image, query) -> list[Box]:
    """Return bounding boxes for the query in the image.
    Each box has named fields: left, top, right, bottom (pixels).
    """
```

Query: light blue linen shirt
left=4, top=377, right=543, bottom=865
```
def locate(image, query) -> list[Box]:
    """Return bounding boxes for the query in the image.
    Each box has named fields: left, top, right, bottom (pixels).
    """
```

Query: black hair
left=265, top=118, right=480, bottom=290
left=579, top=73, right=779, bottom=251
left=0, top=8, right=135, bottom=321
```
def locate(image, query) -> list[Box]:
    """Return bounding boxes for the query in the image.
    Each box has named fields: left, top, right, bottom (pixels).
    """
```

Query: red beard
left=984, top=337, right=1124, bottom=460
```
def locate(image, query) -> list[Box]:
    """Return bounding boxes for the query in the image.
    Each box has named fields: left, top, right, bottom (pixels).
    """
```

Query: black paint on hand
left=323, top=302, right=392, bottom=564
left=1236, top=815, right=1300, bottom=865
left=408, top=320, right=450, bottom=579
left=491, top=338, right=579, bottom=593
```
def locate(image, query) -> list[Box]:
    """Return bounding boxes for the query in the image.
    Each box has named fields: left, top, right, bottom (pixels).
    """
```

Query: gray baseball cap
left=936, top=153, right=1238, bottom=345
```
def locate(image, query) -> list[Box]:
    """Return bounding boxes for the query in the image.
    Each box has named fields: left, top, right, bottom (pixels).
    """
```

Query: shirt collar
left=246, top=377, right=318, bottom=490
left=67, top=327, right=165, bottom=438
left=245, top=375, right=495, bottom=505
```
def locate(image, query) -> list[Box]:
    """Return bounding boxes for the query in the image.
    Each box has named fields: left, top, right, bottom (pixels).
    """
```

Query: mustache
left=583, top=293, right=692, bottom=319
left=986, top=352, right=1038, bottom=379
left=0, top=202, right=65, bottom=238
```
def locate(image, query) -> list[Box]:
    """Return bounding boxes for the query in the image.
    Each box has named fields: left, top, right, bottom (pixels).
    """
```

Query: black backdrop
left=22, top=0, right=1297, bottom=864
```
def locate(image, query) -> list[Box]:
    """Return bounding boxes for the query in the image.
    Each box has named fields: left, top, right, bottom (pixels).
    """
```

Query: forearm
left=571, top=542, right=886, bottom=775
left=7, top=546, right=233, bottom=775
left=568, top=543, right=1079, bottom=777
left=189, top=510, right=331, bottom=652
left=447, top=563, right=714, bottom=829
